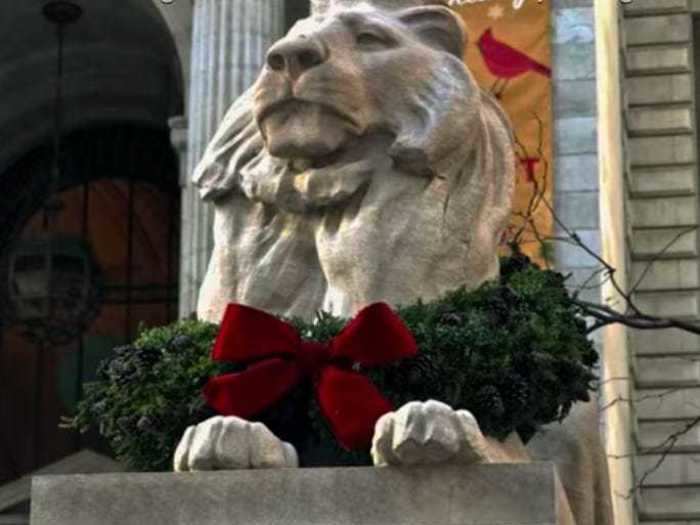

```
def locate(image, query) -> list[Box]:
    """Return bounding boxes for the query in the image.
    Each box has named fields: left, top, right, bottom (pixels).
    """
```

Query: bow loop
left=331, top=303, right=418, bottom=366
left=212, top=304, right=300, bottom=362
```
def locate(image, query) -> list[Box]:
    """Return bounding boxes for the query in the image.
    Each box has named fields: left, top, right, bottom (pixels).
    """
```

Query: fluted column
left=179, top=0, right=285, bottom=318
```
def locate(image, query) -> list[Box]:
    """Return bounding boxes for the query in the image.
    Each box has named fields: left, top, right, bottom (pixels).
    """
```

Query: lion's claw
left=371, top=400, right=492, bottom=467
left=174, top=416, right=298, bottom=472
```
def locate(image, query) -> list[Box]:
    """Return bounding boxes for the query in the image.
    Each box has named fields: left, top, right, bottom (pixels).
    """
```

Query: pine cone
left=395, top=354, right=441, bottom=390
left=487, top=289, right=512, bottom=323
left=581, top=348, right=598, bottom=367
left=500, top=252, right=533, bottom=279
left=499, top=373, right=530, bottom=414
left=137, top=415, right=155, bottom=433
left=439, top=311, right=464, bottom=326
left=133, top=346, right=160, bottom=366
left=557, top=358, right=595, bottom=386
left=113, top=345, right=134, bottom=357
left=474, top=385, right=505, bottom=418
left=170, top=335, right=193, bottom=351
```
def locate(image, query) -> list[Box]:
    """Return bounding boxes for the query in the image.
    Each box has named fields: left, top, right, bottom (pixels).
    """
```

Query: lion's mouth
left=287, top=147, right=345, bottom=174
left=241, top=129, right=394, bottom=212
left=259, top=99, right=359, bottom=133
left=256, top=98, right=362, bottom=162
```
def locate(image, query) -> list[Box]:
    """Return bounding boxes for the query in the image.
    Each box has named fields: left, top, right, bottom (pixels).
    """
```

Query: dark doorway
left=0, top=125, right=179, bottom=483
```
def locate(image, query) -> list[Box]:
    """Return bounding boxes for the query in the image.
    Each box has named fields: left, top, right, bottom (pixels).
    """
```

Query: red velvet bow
left=203, top=303, right=417, bottom=450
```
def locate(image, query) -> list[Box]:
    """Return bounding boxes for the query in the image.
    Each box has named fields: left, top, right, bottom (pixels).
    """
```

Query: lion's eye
left=355, top=31, right=391, bottom=49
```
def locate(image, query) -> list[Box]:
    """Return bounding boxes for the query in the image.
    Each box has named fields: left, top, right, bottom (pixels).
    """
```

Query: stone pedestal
left=31, top=464, right=574, bottom=525
left=179, top=0, right=285, bottom=318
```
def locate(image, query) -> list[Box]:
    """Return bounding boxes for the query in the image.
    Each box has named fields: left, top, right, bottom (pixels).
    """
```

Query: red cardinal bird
left=478, top=28, right=551, bottom=98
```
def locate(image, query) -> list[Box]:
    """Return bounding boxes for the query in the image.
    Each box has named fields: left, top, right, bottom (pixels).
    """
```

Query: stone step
left=631, top=227, right=698, bottom=260
left=639, top=486, right=700, bottom=520
left=624, top=15, right=691, bottom=46
left=636, top=453, right=700, bottom=485
left=626, top=105, right=694, bottom=136
left=629, top=165, right=696, bottom=198
left=637, top=420, right=700, bottom=453
left=631, top=259, right=699, bottom=292
left=630, top=195, right=698, bottom=228
left=635, top=387, right=700, bottom=420
left=624, top=0, right=689, bottom=17
left=633, top=290, right=700, bottom=318
left=625, top=45, right=692, bottom=76
left=629, top=135, right=695, bottom=167
left=636, top=356, right=700, bottom=388
left=631, top=326, right=700, bottom=356
left=626, top=74, right=693, bottom=107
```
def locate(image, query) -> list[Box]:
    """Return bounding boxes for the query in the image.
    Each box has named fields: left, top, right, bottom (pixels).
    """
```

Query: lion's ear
left=399, top=6, right=467, bottom=58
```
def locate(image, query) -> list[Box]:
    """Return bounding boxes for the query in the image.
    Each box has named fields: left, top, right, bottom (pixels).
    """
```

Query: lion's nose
left=266, top=37, right=327, bottom=79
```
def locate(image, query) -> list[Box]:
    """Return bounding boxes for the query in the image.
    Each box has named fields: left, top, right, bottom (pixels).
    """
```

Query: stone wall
left=551, top=0, right=601, bottom=306
left=550, top=1, right=635, bottom=524
left=177, top=0, right=286, bottom=317
left=622, top=0, right=700, bottom=522
left=555, top=0, right=700, bottom=520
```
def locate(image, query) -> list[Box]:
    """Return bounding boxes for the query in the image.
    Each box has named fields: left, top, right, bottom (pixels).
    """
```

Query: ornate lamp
left=8, top=235, right=101, bottom=345
left=6, top=1, right=102, bottom=346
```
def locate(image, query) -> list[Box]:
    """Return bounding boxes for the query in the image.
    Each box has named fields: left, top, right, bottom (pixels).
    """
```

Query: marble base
left=31, top=463, right=574, bottom=525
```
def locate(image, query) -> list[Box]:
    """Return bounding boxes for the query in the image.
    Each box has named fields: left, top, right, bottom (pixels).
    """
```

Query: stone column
left=179, top=0, right=286, bottom=318
left=168, top=115, right=189, bottom=320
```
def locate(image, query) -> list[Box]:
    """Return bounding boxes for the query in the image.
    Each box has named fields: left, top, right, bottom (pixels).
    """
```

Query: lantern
left=3, top=1, right=98, bottom=346
left=7, top=235, right=102, bottom=345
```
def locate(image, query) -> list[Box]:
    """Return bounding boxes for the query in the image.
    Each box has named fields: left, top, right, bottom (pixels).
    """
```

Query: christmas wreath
left=70, top=253, right=597, bottom=471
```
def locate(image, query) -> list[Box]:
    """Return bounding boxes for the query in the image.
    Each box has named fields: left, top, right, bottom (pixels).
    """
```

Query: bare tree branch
left=574, top=299, right=700, bottom=335
left=505, top=158, right=700, bottom=499
left=628, top=225, right=698, bottom=295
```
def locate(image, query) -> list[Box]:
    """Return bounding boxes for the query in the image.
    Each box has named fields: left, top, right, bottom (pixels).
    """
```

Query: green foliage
left=69, top=254, right=597, bottom=471
left=70, top=320, right=222, bottom=471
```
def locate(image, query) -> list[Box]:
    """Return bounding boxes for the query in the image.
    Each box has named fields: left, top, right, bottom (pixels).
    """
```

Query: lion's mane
left=192, top=2, right=515, bottom=321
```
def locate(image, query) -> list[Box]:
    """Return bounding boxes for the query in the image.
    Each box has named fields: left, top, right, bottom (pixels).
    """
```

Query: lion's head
left=193, top=0, right=514, bottom=219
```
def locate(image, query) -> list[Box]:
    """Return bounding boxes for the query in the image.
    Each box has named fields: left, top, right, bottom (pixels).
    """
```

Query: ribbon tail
left=317, top=366, right=393, bottom=450
left=204, top=358, right=302, bottom=419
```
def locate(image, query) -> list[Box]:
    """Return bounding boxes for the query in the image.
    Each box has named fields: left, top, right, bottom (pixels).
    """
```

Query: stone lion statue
left=177, top=2, right=614, bottom=525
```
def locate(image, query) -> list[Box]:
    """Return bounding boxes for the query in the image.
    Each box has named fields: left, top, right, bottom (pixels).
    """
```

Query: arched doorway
left=0, top=125, right=180, bottom=482
left=0, top=0, right=184, bottom=485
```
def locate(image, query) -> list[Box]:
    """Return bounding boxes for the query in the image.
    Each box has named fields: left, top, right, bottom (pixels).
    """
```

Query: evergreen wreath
left=70, top=253, right=597, bottom=471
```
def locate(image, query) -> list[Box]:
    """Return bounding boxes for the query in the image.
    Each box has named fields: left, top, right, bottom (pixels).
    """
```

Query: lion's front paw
left=173, top=416, right=298, bottom=472
left=371, top=400, right=492, bottom=467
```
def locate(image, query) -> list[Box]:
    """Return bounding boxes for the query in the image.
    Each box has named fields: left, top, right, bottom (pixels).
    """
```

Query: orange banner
left=452, top=0, right=553, bottom=263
